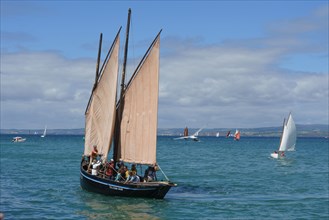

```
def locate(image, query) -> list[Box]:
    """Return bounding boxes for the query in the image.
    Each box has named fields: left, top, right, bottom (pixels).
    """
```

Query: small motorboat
left=12, top=137, right=26, bottom=142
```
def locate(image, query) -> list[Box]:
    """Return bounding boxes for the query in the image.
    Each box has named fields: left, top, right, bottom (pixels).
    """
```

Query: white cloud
left=157, top=6, right=328, bottom=128
left=1, top=51, right=95, bottom=129
left=1, top=6, right=328, bottom=129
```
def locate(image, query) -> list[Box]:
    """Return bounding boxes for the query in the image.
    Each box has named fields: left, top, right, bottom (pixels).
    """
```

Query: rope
left=157, top=164, right=170, bottom=181
left=110, top=163, right=126, bottom=181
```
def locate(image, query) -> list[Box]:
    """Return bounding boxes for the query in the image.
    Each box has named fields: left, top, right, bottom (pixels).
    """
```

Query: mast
left=95, top=33, right=103, bottom=83
left=120, top=8, right=131, bottom=98
left=278, top=117, right=286, bottom=151
left=85, top=33, right=103, bottom=115
left=113, top=8, right=131, bottom=162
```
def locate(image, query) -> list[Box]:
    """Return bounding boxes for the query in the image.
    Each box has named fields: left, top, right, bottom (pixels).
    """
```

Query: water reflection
left=79, top=192, right=163, bottom=219
left=276, top=157, right=296, bottom=167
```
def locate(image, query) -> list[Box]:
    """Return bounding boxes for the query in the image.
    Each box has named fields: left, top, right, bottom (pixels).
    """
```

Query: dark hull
left=80, top=165, right=174, bottom=199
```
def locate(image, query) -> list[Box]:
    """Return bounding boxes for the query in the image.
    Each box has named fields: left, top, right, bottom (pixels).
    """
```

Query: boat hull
left=80, top=166, right=174, bottom=199
left=271, top=152, right=285, bottom=159
left=12, top=137, right=26, bottom=142
left=12, top=140, right=26, bottom=142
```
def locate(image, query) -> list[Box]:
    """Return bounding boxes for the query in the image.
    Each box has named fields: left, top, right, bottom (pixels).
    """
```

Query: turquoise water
left=1, top=135, right=328, bottom=219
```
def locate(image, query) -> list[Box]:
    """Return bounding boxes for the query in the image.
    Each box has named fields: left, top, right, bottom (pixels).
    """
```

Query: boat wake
left=169, top=183, right=227, bottom=200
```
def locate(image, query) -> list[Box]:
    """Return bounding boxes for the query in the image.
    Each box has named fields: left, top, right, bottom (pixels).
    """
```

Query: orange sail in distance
left=234, top=130, right=241, bottom=141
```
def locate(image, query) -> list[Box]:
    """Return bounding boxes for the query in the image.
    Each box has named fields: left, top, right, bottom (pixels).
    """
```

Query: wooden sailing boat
left=80, top=9, right=176, bottom=199
left=184, top=127, right=189, bottom=137
left=174, top=127, right=203, bottom=141
left=271, top=113, right=296, bottom=159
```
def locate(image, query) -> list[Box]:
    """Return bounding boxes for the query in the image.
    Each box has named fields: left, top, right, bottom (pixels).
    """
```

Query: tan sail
left=184, top=127, right=188, bottom=136
left=118, top=35, right=160, bottom=165
left=84, top=35, right=120, bottom=160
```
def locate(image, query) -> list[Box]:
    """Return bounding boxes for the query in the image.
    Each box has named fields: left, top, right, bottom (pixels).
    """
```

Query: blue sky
left=1, top=1, right=328, bottom=129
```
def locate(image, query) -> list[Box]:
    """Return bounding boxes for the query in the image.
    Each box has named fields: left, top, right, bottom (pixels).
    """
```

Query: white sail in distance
left=41, top=125, right=47, bottom=137
left=278, top=113, right=296, bottom=152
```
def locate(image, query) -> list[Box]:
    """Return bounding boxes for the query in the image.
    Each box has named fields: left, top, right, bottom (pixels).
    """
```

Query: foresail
left=278, top=114, right=297, bottom=152
left=84, top=34, right=120, bottom=160
left=118, top=34, right=160, bottom=165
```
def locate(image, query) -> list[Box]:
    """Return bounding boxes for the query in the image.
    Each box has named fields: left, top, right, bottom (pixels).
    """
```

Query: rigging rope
left=157, top=164, right=170, bottom=181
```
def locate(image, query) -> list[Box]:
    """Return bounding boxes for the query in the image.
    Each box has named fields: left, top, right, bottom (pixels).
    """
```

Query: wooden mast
left=278, top=117, right=286, bottom=152
left=95, top=33, right=103, bottom=83
left=85, top=33, right=103, bottom=114
left=120, top=8, right=131, bottom=97
left=113, top=8, right=131, bottom=162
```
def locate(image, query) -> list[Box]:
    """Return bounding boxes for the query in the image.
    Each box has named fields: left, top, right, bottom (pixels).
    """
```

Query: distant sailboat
left=216, top=132, right=220, bottom=137
left=41, top=126, right=47, bottom=138
left=234, top=129, right=240, bottom=141
left=184, top=126, right=189, bottom=137
left=226, top=130, right=231, bottom=138
left=174, top=127, right=203, bottom=141
left=271, top=113, right=296, bottom=159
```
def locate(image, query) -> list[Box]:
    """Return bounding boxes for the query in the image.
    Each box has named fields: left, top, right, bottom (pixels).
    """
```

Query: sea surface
left=0, top=134, right=328, bottom=219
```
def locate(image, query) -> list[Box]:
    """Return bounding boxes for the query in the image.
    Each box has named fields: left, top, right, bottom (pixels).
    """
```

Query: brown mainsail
left=116, top=35, right=160, bottom=165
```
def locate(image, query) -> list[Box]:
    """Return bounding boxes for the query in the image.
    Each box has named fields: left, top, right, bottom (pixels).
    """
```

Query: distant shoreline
left=1, top=124, right=328, bottom=138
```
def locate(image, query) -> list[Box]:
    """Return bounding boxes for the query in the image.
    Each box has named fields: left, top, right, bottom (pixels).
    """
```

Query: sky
left=1, top=1, right=328, bottom=129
